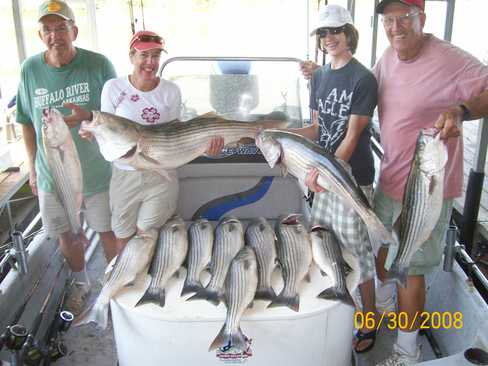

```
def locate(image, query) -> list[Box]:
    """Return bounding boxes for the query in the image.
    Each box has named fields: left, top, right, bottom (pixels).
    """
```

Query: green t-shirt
left=16, top=47, right=116, bottom=197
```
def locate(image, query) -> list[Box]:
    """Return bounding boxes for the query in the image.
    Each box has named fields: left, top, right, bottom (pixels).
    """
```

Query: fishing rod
left=0, top=246, right=60, bottom=353
left=19, top=263, right=65, bottom=365
left=40, top=285, right=73, bottom=366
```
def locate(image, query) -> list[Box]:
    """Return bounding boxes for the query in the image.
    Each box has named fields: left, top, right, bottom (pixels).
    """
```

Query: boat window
left=161, top=58, right=308, bottom=129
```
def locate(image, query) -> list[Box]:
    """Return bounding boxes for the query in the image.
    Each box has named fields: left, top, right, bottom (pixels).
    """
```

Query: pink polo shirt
left=374, top=34, right=488, bottom=202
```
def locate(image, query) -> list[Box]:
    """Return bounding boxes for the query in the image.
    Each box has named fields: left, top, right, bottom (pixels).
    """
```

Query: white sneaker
left=65, top=282, right=91, bottom=316
left=376, top=344, right=421, bottom=366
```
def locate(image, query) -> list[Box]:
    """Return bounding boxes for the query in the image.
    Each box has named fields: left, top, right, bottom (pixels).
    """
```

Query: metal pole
left=460, top=117, right=488, bottom=254
left=371, top=0, right=380, bottom=68
left=11, top=0, right=27, bottom=63
left=86, top=0, right=99, bottom=51
left=444, top=0, right=456, bottom=42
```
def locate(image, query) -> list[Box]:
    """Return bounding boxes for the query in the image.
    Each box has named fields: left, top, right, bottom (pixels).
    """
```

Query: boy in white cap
left=294, top=4, right=380, bottom=353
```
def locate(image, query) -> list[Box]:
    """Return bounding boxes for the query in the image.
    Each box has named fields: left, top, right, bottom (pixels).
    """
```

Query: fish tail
left=136, top=287, right=166, bottom=307
left=267, top=292, right=299, bottom=312
left=387, top=263, right=408, bottom=288
left=366, top=219, right=396, bottom=256
left=181, top=279, right=204, bottom=296
left=317, top=286, right=355, bottom=307
left=72, top=300, right=109, bottom=330
left=209, top=325, right=248, bottom=352
left=254, top=286, right=277, bottom=302
left=187, top=288, right=222, bottom=306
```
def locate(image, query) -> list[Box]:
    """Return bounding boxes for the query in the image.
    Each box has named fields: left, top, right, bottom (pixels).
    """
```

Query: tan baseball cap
left=38, top=0, right=75, bottom=22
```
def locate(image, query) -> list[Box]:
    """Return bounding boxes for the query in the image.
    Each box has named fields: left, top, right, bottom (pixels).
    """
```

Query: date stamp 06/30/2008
left=354, top=311, right=464, bottom=330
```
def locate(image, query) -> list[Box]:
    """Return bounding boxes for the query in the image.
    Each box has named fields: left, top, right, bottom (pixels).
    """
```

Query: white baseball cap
left=310, top=4, right=353, bottom=36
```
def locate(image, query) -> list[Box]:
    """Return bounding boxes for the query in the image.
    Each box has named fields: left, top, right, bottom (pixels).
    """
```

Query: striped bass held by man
left=41, top=107, right=84, bottom=238
left=80, top=111, right=287, bottom=179
left=136, top=216, right=188, bottom=307
left=255, top=129, right=397, bottom=255
left=387, top=129, right=448, bottom=287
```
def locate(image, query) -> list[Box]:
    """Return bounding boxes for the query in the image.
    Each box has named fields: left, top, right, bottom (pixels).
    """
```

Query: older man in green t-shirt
left=16, top=1, right=117, bottom=288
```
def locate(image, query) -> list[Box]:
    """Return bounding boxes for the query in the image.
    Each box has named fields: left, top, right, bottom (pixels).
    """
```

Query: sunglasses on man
left=317, top=26, right=347, bottom=38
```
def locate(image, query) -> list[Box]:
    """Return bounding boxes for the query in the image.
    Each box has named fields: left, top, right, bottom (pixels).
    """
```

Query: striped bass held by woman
left=255, top=129, right=397, bottom=255
left=80, top=111, right=287, bottom=179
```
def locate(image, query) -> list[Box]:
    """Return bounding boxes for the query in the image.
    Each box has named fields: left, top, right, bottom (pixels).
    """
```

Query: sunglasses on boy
left=317, top=26, right=347, bottom=38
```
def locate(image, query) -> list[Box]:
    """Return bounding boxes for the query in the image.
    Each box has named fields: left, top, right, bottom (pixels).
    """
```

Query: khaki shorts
left=110, top=166, right=179, bottom=239
left=373, top=187, right=453, bottom=276
left=38, top=189, right=112, bottom=237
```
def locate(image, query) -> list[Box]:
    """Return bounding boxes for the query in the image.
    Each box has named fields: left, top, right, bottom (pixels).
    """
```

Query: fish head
left=417, top=129, right=449, bottom=174
left=42, top=108, right=70, bottom=147
left=255, top=130, right=282, bottom=168
left=81, top=111, right=140, bottom=162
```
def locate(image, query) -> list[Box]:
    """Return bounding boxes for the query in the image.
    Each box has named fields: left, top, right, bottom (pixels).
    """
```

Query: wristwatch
left=459, top=104, right=471, bottom=121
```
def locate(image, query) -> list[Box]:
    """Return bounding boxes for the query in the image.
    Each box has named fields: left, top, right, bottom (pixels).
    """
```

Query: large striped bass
left=269, top=214, right=312, bottom=312
left=388, top=130, right=448, bottom=287
left=209, top=246, right=258, bottom=352
left=182, top=218, right=214, bottom=296
left=80, top=112, right=286, bottom=179
left=189, top=217, right=244, bottom=305
left=256, top=129, right=396, bottom=255
left=245, top=217, right=278, bottom=301
left=137, top=216, right=188, bottom=307
left=42, top=108, right=84, bottom=238
left=73, top=230, right=158, bottom=329
left=310, top=227, right=354, bottom=307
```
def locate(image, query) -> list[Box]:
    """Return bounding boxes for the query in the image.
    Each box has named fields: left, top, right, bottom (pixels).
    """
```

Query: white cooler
left=111, top=259, right=360, bottom=366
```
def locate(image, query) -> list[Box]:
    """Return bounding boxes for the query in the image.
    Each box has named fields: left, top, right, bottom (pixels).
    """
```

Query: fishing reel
left=0, top=324, right=28, bottom=351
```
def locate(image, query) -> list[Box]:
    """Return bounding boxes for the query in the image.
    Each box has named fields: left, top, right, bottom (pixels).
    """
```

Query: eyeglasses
left=381, top=11, right=421, bottom=28
left=316, top=26, right=347, bottom=38
left=129, top=34, right=163, bottom=49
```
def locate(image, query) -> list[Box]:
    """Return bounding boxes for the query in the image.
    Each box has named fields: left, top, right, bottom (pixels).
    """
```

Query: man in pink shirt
left=373, top=0, right=488, bottom=364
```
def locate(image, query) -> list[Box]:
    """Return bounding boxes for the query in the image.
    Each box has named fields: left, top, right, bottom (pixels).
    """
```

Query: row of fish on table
left=43, top=106, right=448, bottom=350
left=73, top=214, right=357, bottom=351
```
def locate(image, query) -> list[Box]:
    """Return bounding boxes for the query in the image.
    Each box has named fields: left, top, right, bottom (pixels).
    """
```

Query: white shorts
left=109, top=166, right=179, bottom=239
left=38, top=189, right=112, bottom=237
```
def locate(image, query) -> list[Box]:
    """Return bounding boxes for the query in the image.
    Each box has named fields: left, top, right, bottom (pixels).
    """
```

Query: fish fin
left=342, top=261, right=353, bottom=276
left=136, top=287, right=166, bottom=307
left=317, top=287, right=355, bottom=307
left=187, top=288, right=222, bottom=306
left=209, top=325, right=248, bottom=352
left=280, top=164, right=288, bottom=177
left=243, top=259, right=251, bottom=270
left=72, top=299, right=109, bottom=330
left=254, top=287, right=277, bottom=301
left=181, top=279, right=204, bottom=296
left=428, top=175, right=437, bottom=195
left=387, top=263, right=408, bottom=288
left=267, top=292, right=299, bottom=312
